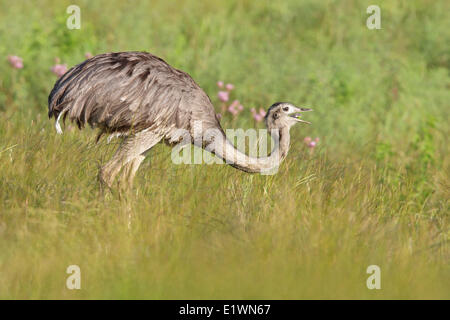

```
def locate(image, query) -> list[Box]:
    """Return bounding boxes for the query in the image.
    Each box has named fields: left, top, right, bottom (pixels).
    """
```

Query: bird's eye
left=283, top=107, right=289, bottom=112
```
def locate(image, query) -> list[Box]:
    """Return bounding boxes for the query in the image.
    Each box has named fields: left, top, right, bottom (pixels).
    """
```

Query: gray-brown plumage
left=49, top=51, right=219, bottom=137
left=48, top=51, right=312, bottom=188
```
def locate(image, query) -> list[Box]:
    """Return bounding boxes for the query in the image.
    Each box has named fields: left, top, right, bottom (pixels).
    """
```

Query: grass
left=0, top=0, right=448, bottom=299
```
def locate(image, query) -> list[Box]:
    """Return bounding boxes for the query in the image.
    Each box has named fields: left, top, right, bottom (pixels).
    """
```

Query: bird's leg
left=120, top=154, right=145, bottom=188
left=99, top=146, right=131, bottom=190
left=99, top=135, right=143, bottom=189
left=99, top=131, right=162, bottom=189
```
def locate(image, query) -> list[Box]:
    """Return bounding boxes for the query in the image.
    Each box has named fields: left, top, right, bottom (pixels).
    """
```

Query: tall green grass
left=0, top=0, right=448, bottom=299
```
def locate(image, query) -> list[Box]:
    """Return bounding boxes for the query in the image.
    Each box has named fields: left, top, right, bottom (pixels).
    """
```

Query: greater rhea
left=48, top=52, right=312, bottom=188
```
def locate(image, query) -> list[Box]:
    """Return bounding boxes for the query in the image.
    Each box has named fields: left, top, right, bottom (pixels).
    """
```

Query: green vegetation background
left=0, top=0, right=448, bottom=299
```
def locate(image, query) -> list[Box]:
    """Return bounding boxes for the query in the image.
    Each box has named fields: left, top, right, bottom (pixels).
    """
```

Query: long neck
left=206, top=126, right=291, bottom=174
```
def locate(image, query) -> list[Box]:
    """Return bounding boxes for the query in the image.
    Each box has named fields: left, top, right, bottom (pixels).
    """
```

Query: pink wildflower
left=304, top=137, right=319, bottom=148
left=217, top=81, right=224, bottom=88
left=85, top=52, right=93, bottom=59
left=227, top=100, right=243, bottom=116
left=225, top=83, right=234, bottom=91
left=51, top=63, right=68, bottom=78
left=258, top=108, right=266, bottom=117
left=228, top=106, right=238, bottom=116
left=254, top=114, right=263, bottom=122
left=7, top=55, right=23, bottom=69
left=229, top=100, right=240, bottom=109
left=251, top=107, right=266, bottom=122
left=218, top=91, right=229, bottom=102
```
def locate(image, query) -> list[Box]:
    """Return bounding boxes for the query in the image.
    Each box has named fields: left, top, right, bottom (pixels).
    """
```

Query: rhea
left=48, top=52, right=312, bottom=188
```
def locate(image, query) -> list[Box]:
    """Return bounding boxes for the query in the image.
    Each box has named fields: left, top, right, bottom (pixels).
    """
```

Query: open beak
left=289, top=107, right=313, bottom=124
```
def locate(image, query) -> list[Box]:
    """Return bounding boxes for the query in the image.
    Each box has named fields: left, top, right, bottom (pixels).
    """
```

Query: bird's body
left=48, top=51, right=219, bottom=141
left=48, top=52, right=312, bottom=188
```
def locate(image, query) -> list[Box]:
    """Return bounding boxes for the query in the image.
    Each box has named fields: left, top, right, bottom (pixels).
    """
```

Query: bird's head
left=264, top=102, right=312, bottom=131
